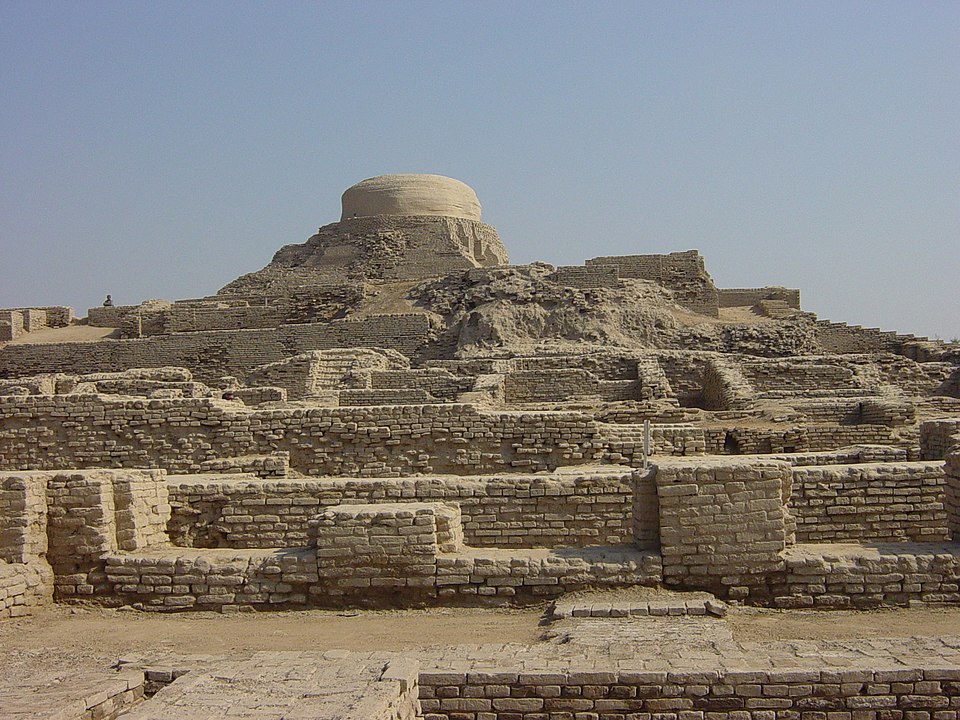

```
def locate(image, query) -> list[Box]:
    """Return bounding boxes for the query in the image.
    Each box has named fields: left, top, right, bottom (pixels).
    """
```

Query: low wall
left=0, top=396, right=609, bottom=477
left=718, top=286, right=801, bottom=308
left=548, top=265, right=621, bottom=289
left=87, top=305, right=140, bottom=327
left=0, top=560, right=50, bottom=617
left=779, top=543, right=960, bottom=609
left=418, top=667, right=960, bottom=718
left=0, top=470, right=169, bottom=600
left=0, top=314, right=433, bottom=381
left=166, top=470, right=656, bottom=550
left=504, top=369, right=638, bottom=404
left=790, top=462, right=947, bottom=543
left=655, top=458, right=792, bottom=601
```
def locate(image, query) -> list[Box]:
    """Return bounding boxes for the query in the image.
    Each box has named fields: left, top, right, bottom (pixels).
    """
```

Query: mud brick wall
left=338, top=389, right=433, bottom=405
left=87, top=305, right=140, bottom=327
left=0, top=396, right=607, bottom=477
left=654, top=458, right=792, bottom=600
left=417, top=667, right=960, bottom=718
left=102, top=544, right=662, bottom=610
left=0, top=314, right=432, bottom=381
left=655, top=353, right=713, bottom=408
left=586, top=250, right=719, bottom=317
left=594, top=401, right=700, bottom=424
left=789, top=462, right=947, bottom=543
left=310, top=503, right=462, bottom=597
left=0, top=560, right=50, bottom=618
left=601, top=423, right=706, bottom=461
left=368, top=369, right=469, bottom=400
left=504, top=369, right=638, bottom=404
left=921, top=419, right=960, bottom=460
left=779, top=546, right=960, bottom=609
left=0, top=311, right=24, bottom=341
left=803, top=424, right=897, bottom=451
left=945, top=446, right=960, bottom=539
left=0, top=472, right=48, bottom=563
left=166, top=470, right=653, bottom=550
left=703, top=426, right=807, bottom=455
left=548, top=265, right=621, bottom=289
left=701, top=357, right=755, bottom=411
left=717, top=286, right=801, bottom=308
left=104, top=548, right=318, bottom=610
left=163, top=305, right=285, bottom=333
left=740, top=359, right=861, bottom=394
left=44, top=469, right=170, bottom=598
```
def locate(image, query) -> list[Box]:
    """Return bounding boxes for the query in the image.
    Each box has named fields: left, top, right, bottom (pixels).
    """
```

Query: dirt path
left=0, top=606, right=544, bottom=662
left=6, top=604, right=960, bottom=666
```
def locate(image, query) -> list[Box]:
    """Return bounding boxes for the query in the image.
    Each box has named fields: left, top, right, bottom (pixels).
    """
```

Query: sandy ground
left=7, top=324, right=118, bottom=344
left=6, top=604, right=960, bottom=666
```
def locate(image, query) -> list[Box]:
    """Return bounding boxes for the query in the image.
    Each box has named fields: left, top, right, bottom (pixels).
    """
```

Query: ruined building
left=2, top=174, right=960, bottom=717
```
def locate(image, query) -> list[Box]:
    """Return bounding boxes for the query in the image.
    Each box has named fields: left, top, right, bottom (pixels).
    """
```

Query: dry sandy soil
left=7, top=324, right=118, bottom=344
left=6, top=604, right=960, bottom=665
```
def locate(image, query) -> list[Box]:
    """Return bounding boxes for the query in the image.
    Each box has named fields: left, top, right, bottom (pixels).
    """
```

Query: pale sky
left=1, top=2, right=958, bottom=339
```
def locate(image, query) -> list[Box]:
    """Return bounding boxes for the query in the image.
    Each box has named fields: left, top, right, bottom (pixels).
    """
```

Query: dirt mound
left=411, top=264, right=819, bottom=357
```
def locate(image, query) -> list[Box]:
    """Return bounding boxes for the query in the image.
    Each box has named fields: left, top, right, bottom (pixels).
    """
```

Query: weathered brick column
left=654, top=458, right=792, bottom=601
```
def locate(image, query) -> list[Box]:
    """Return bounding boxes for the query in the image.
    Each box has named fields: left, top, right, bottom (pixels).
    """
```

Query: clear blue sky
left=2, top=1, right=958, bottom=339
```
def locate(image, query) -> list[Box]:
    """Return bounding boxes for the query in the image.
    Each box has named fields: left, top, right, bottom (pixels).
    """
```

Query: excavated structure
left=2, top=172, right=960, bottom=716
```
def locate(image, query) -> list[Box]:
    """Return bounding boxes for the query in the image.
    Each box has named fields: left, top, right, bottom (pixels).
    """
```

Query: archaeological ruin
left=3, top=173, right=960, bottom=718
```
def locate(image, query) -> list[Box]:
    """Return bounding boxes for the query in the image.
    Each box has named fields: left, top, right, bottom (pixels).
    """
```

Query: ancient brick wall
left=778, top=545, right=960, bottom=609
left=586, top=250, right=719, bottom=316
left=0, top=314, right=432, bottom=381
left=418, top=668, right=960, bottom=718
left=789, top=462, right=947, bottom=543
left=166, top=470, right=654, bottom=550
left=0, top=396, right=606, bottom=477
left=548, top=265, right=621, bottom=289
left=503, top=369, right=638, bottom=404
left=87, top=305, right=139, bottom=327
left=740, top=358, right=861, bottom=395
left=654, top=458, right=793, bottom=601
left=717, top=286, right=801, bottom=308
left=920, top=419, right=960, bottom=460
left=0, top=560, right=49, bottom=618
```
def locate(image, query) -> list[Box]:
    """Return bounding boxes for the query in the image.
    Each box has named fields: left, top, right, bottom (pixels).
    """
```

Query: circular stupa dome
left=340, top=174, right=482, bottom=222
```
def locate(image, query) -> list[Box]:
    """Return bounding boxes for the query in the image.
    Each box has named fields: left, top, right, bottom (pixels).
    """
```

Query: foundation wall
left=790, top=462, right=947, bottom=543
left=654, top=458, right=792, bottom=601
left=0, top=560, right=50, bottom=617
left=718, top=286, right=801, bottom=308
left=0, top=396, right=609, bottom=477
left=418, top=668, right=960, bottom=718
left=778, top=545, right=960, bottom=609
left=166, top=471, right=655, bottom=550
left=0, top=314, right=432, bottom=381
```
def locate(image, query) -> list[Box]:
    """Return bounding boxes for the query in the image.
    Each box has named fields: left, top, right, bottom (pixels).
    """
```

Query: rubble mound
left=411, top=264, right=819, bottom=357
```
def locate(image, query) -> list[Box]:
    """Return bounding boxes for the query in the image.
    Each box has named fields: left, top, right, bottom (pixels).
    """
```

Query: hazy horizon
left=2, top=2, right=958, bottom=339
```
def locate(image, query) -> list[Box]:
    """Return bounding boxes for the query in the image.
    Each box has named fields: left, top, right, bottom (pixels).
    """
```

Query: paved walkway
left=120, top=652, right=417, bottom=720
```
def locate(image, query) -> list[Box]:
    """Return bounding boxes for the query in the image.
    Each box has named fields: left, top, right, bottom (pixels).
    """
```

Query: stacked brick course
left=166, top=469, right=653, bottom=550
left=790, top=462, right=947, bottom=543
left=418, top=667, right=960, bottom=718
